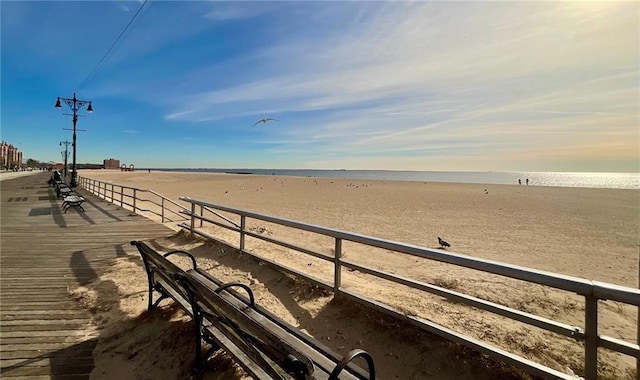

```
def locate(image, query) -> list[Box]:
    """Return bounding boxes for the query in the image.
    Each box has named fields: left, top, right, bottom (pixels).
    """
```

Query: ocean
left=150, top=168, right=640, bottom=190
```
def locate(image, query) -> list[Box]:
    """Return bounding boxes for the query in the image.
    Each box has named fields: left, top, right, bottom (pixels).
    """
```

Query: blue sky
left=1, top=1, right=638, bottom=172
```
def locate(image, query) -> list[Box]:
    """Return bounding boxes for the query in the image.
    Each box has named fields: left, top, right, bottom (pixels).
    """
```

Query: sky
left=1, top=1, right=638, bottom=172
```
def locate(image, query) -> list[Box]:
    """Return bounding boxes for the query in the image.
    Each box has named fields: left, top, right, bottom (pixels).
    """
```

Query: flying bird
left=438, top=237, right=451, bottom=249
left=252, top=118, right=278, bottom=127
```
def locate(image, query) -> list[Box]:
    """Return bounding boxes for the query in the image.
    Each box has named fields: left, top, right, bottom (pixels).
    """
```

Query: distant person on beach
left=518, top=179, right=522, bottom=185
left=526, top=178, right=529, bottom=185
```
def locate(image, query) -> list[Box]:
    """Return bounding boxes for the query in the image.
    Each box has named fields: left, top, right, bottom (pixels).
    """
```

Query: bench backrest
left=180, top=271, right=316, bottom=379
left=131, top=241, right=192, bottom=302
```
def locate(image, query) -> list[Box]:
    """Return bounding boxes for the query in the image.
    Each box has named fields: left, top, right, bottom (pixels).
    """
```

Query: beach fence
left=77, top=176, right=639, bottom=380
left=176, top=195, right=639, bottom=380
left=78, top=176, right=188, bottom=223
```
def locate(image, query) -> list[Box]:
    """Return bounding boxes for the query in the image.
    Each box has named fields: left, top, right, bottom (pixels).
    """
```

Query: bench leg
left=192, top=310, right=220, bottom=374
left=151, top=293, right=168, bottom=309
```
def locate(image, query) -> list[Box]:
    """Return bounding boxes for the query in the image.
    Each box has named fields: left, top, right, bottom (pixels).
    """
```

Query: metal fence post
left=161, top=198, right=165, bottom=223
left=133, top=189, right=137, bottom=213
left=334, top=238, right=342, bottom=294
left=240, top=215, right=246, bottom=251
left=584, top=294, right=598, bottom=380
left=120, top=187, right=123, bottom=207
left=190, top=203, right=196, bottom=239
left=110, top=184, right=114, bottom=202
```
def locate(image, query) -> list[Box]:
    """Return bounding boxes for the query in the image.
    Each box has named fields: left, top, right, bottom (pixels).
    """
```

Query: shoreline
left=129, top=168, right=640, bottom=190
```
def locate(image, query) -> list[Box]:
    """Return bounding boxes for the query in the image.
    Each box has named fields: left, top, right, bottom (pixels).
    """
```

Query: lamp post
left=55, top=93, right=93, bottom=188
left=60, top=140, right=71, bottom=180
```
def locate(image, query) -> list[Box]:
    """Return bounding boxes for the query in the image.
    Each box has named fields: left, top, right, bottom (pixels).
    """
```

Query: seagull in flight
left=252, top=118, right=278, bottom=127
left=438, top=237, right=451, bottom=249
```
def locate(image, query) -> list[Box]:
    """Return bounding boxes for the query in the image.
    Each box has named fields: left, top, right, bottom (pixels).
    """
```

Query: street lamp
left=55, top=93, right=93, bottom=188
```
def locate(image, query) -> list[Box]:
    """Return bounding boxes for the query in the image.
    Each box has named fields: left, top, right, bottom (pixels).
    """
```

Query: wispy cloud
left=204, top=3, right=273, bottom=21
left=83, top=1, right=638, bottom=170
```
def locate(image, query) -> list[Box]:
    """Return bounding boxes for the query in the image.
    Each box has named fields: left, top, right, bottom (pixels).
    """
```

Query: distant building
left=1, top=141, right=23, bottom=169
left=103, top=158, right=120, bottom=169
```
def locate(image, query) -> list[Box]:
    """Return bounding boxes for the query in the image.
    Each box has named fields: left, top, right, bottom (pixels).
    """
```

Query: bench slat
left=202, top=322, right=278, bottom=380
left=186, top=272, right=315, bottom=377
left=191, top=272, right=363, bottom=380
left=154, top=277, right=192, bottom=315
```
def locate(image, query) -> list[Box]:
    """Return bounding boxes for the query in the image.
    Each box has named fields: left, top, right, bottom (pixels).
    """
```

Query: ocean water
left=151, top=168, right=640, bottom=190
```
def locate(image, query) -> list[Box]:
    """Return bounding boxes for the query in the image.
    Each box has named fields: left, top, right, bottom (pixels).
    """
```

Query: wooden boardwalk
left=1, top=173, right=174, bottom=379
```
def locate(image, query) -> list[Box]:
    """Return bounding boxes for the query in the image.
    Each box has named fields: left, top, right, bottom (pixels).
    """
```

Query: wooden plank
left=1, top=356, right=94, bottom=368
left=0, top=173, right=174, bottom=379
left=1, top=324, right=89, bottom=333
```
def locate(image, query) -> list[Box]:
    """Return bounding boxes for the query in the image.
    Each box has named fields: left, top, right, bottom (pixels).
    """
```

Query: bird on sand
left=438, top=237, right=451, bottom=249
left=252, top=118, right=278, bottom=127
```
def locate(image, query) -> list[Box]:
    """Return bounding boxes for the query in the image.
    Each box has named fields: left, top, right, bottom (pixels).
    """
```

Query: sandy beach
left=74, top=170, right=639, bottom=379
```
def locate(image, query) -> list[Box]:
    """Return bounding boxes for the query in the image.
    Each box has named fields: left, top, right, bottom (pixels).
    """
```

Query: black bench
left=130, top=240, right=376, bottom=380
left=51, top=179, right=72, bottom=198
left=48, top=175, right=85, bottom=212
left=61, top=194, right=85, bottom=213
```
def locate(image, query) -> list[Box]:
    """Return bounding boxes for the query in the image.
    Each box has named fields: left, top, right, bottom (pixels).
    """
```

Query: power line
left=77, top=0, right=151, bottom=90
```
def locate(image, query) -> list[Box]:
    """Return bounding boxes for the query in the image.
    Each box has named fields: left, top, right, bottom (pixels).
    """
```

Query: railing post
left=133, top=189, right=137, bottom=213
left=334, top=238, right=342, bottom=294
left=190, top=203, right=196, bottom=239
left=161, top=198, right=165, bottom=223
left=199, top=205, right=203, bottom=227
left=240, top=215, right=246, bottom=251
left=584, top=294, right=598, bottom=380
left=110, top=184, right=114, bottom=202
left=120, top=187, right=123, bottom=207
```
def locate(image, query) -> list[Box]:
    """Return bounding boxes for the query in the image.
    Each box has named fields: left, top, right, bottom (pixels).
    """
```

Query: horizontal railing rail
left=178, top=195, right=639, bottom=380
left=78, top=176, right=189, bottom=223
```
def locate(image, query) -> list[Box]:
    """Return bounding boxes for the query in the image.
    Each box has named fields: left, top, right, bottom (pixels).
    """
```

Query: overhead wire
left=127, top=1, right=155, bottom=40
left=76, top=0, right=152, bottom=90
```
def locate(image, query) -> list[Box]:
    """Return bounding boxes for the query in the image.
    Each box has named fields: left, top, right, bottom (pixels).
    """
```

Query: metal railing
left=78, top=176, right=188, bottom=223
left=178, top=195, right=639, bottom=380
